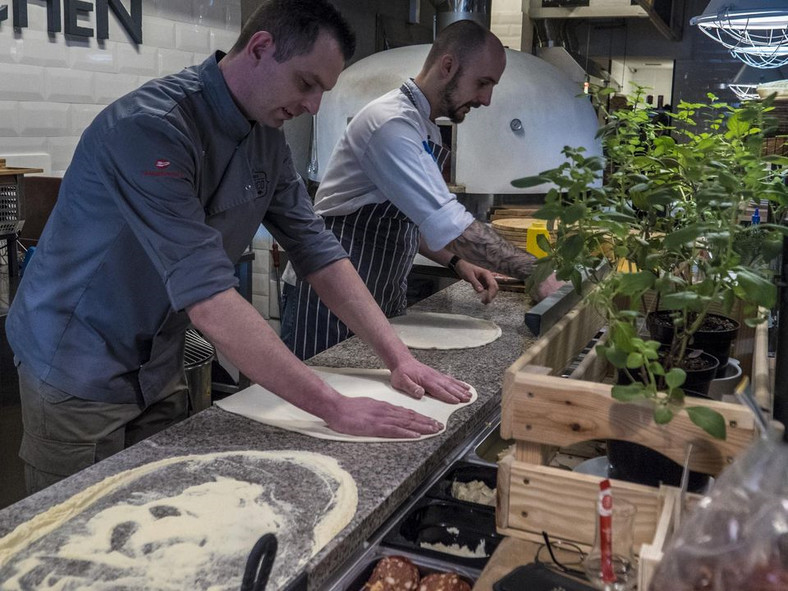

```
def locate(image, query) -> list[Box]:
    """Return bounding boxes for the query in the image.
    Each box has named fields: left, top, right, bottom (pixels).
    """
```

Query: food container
left=470, top=425, right=514, bottom=466
left=339, top=549, right=477, bottom=591
left=381, top=498, right=502, bottom=569
left=425, top=461, right=497, bottom=509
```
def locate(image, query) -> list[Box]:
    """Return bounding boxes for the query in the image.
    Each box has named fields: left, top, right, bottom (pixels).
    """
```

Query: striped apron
left=281, top=82, right=451, bottom=360
left=283, top=201, right=420, bottom=360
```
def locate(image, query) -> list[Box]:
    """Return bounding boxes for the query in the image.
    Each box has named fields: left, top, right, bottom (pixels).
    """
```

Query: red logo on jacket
left=154, top=159, right=171, bottom=169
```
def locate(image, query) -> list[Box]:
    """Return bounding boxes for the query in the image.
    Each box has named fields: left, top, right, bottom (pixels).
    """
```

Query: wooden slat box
left=496, top=300, right=768, bottom=589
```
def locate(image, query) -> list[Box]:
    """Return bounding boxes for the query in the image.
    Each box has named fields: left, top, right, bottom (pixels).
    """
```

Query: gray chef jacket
left=6, top=52, right=347, bottom=408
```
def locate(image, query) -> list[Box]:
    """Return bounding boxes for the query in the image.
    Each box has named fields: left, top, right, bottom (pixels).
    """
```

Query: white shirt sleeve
left=361, top=117, right=475, bottom=251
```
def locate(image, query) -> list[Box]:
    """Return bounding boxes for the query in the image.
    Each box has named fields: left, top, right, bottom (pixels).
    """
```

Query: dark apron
left=285, top=201, right=420, bottom=360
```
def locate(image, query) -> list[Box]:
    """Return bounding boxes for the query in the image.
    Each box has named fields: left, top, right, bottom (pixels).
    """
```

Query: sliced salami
left=364, top=556, right=421, bottom=591
left=417, top=572, right=471, bottom=591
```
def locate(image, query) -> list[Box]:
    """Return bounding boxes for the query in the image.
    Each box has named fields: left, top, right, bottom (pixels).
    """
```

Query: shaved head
left=422, top=20, right=503, bottom=71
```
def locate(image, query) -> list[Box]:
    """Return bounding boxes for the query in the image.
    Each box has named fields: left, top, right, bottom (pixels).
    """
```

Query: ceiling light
left=728, top=63, right=788, bottom=100
left=691, top=0, right=788, bottom=68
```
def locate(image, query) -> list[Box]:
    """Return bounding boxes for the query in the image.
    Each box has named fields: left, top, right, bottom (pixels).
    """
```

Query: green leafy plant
left=514, top=87, right=788, bottom=439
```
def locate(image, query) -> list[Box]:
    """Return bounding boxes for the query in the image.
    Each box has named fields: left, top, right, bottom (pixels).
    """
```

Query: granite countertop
left=0, top=282, right=535, bottom=590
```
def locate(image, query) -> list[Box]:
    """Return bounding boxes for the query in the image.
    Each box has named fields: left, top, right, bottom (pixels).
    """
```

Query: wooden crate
left=496, top=300, right=768, bottom=589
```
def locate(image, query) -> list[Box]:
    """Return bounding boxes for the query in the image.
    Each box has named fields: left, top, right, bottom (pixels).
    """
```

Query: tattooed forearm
left=447, top=220, right=536, bottom=280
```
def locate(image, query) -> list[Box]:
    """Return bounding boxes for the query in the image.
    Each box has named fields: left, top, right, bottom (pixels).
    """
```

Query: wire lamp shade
left=691, top=0, right=788, bottom=68
left=728, top=63, right=788, bottom=100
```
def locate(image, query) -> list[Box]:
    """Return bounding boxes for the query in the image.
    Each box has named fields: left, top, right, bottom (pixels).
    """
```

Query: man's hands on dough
left=389, top=357, right=472, bottom=404
left=323, top=357, right=471, bottom=438
left=325, top=396, right=444, bottom=439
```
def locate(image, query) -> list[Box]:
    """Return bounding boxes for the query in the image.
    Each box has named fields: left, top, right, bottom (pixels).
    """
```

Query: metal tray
left=381, top=497, right=502, bottom=569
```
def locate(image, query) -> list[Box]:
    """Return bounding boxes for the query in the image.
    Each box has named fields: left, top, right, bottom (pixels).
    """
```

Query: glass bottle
left=583, top=497, right=638, bottom=590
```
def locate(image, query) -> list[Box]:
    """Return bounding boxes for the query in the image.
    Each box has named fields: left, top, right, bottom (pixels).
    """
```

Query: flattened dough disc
left=214, top=366, right=477, bottom=442
left=389, top=311, right=502, bottom=350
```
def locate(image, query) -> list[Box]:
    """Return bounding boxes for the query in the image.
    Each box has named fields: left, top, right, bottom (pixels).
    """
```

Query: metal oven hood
left=314, top=45, right=601, bottom=194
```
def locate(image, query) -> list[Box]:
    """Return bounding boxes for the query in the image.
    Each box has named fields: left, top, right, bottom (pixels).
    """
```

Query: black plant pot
left=647, top=311, right=739, bottom=378
left=677, top=351, right=721, bottom=396
left=618, top=348, right=719, bottom=395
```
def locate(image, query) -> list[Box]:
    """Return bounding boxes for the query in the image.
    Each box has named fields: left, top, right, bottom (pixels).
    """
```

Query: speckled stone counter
left=0, top=282, right=535, bottom=590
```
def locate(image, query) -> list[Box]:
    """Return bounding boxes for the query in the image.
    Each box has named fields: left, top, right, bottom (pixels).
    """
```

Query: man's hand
left=389, top=357, right=472, bottom=404
left=455, top=260, right=498, bottom=304
left=324, top=395, right=444, bottom=438
left=533, top=272, right=566, bottom=302
left=189, top=287, right=465, bottom=440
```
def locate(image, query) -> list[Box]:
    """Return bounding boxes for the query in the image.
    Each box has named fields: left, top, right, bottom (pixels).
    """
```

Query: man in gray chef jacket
left=6, top=0, right=471, bottom=494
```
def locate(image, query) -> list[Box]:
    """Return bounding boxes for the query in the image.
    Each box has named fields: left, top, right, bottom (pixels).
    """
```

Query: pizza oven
left=312, top=44, right=601, bottom=195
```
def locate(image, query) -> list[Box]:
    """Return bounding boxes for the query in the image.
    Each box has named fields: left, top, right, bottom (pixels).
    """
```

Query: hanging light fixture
left=691, top=0, right=788, bottom=68
left=728, top=63, right=788, bottom=100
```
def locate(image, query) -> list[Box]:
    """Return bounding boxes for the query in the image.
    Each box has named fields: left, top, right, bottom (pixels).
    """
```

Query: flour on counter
left=0, top=451, right=358, bottom=591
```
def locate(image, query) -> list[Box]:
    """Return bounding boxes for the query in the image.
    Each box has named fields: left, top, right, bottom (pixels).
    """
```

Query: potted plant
left=513, top=87, right=788, bottom=446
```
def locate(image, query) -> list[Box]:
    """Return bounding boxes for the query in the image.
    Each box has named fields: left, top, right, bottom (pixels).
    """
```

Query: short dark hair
left=423, top=20, right=489, bottom=70
left=230, top=0, right=355, bottom=63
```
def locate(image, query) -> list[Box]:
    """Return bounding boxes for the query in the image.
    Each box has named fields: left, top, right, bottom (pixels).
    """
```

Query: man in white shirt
left=281, top=20, right=562, bottom=360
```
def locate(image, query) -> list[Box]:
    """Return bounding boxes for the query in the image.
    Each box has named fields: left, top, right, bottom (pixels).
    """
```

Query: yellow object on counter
left=525, top=221, right=550, bottom=258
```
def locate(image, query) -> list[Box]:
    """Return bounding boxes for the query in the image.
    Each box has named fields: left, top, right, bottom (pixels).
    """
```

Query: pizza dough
left=0, top=451, right=357, bottom=591
left=389, top=312, right=502, bottom=350
left=214, top=366, right=477, bottom=442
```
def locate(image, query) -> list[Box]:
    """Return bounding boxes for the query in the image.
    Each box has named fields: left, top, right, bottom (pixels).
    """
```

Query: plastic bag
left=649, top=433, right=788, bottom=590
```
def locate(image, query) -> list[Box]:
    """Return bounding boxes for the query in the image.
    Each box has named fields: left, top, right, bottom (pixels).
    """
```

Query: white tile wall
left=143, top=20, right=177, bottom=50
left=67, top=43, right=118, bottom=73
left=93, top=72, right=142, bottom=104
left=157, top=48, right=197, bottom=76
left=492, top=0, right=524, bottom=51
left=2, top=137, right=48, bottom=155
left=175, top=22, right=212, bottom=54
left=0, top=35, right=17, bottom=64
left=70, top=104, right=105, bottom=134
left=116, top=43, right=159, bottom=76
left=0, top=0, right=241, bottom=176
left=45, top=69, right=95, bottom=103
left=19, top=103, right=70, bottom=136
left=0, top=102, right=19, bottom=136
left=495, top=0, right=523, bottom=11
left=46, top=136, right=81, bottom=173
left=15, top=31, right=70, bottom=68
left=0, top=63, right=45, bottom=101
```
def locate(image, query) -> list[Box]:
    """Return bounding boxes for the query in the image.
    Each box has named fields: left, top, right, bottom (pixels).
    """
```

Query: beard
left=439, top=67, right=481, bottom=123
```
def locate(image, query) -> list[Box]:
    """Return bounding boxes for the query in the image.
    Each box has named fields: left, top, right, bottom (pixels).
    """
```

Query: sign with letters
left=0, top=0, right=142, bottom=44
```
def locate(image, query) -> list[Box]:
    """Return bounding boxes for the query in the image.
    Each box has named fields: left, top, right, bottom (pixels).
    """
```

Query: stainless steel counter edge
left=0, top=282, right=536, bottom=590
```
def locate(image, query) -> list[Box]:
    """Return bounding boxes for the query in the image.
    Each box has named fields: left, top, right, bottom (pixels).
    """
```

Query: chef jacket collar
left=401, top=78, right=433, bottom=122
left=201, top=51, right=254, bottom=141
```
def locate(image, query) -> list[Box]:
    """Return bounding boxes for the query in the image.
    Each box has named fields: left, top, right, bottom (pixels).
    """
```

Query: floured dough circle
left=215, top=367, right=478, bottom=442
left=0, top=451, right=357, bottom=591
left=389, top=312, right=502, bottom=350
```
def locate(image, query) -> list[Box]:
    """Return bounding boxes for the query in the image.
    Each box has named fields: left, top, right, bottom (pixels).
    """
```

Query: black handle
left=241, top=533, right=278, bottom=591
